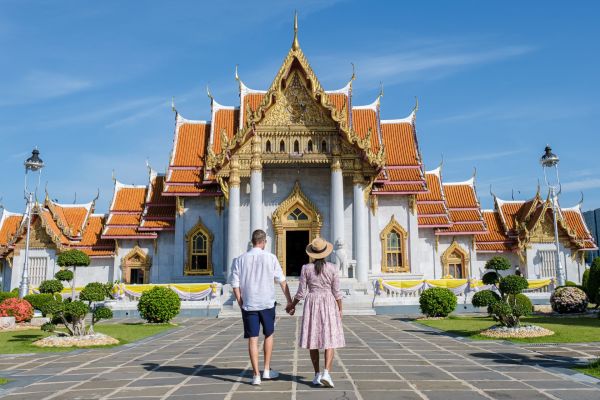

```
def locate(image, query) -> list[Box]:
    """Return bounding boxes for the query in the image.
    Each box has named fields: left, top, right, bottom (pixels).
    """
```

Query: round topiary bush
left=93, top=306, right=113, bottom=321
left=39, top=279, right=64, bottom=294
left=508, top=293, right=533, bottom=316
left=482, top=271, right=501, bottom=285
left=0, top=291, right=18, bottom=302
left=138, top=286, right=181, bottom=323
left=499, top=275, right=529, bottom=296
left=23, top=293, right=55, bottom=316
left=485, top=256, right=512, bottom=272
left=419, top=287, right=457, bottom=318
left=55, top=269, right=74, bottom=282
left=472, top=290, right=500, bottom=308
left=588, top=257, right=600, bottom=305
left=80, top=282, right=108, bottom=303
left=550, top=287, right=588, bottom=314
left=41, top=322, right=56, bottom=332
left=0, top=297, right=34, bottom=322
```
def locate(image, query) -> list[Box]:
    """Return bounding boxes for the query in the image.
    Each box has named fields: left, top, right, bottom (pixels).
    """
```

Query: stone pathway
left=0, top=316, right=599, bottom=400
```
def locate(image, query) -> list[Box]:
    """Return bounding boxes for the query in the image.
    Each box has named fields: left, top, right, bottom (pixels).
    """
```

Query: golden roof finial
left=379, top=81, right=384, bottom=99
left=414, top=96, right=419, bottom=112
left=206, top=85, right=213, bottom=101
left=171, top=96, right=176, bottom=113
left=235, top=64, right=239, bottom=81
left=350, top=62, right=356, bottom=81
left=292, top=11, right=300, bottom=50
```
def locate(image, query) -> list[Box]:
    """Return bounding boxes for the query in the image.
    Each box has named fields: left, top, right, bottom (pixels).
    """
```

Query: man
left=230, top=229, right=293, bottom=386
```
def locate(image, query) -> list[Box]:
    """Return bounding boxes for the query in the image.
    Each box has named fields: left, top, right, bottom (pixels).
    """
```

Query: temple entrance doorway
left=285, top=230, right=309, bottom=276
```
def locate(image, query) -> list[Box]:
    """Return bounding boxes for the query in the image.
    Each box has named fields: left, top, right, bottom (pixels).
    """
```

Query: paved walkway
left=0, top=316, right=599, bottom=400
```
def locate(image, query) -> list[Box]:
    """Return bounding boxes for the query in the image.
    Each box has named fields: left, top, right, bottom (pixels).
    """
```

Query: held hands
left=285, top=302, right=296, bottom=315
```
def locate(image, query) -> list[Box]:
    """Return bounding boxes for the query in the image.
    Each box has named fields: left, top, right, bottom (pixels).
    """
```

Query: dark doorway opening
left=130, top=268, right=145, bottom=284
left=286, top=230, right=310, bottom=276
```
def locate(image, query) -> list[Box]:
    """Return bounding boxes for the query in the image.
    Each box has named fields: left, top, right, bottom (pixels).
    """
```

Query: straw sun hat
left=305, top=237, right=333, bottom=259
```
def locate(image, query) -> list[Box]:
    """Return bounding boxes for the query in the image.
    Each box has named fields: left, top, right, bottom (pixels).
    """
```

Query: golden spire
left=292, top=11, right=300, bottom=50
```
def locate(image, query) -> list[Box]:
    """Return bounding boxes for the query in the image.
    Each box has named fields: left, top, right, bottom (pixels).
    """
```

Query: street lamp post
left=539, top=145, right=565, bottom=287
left=18, top=148, right=44, bottom=299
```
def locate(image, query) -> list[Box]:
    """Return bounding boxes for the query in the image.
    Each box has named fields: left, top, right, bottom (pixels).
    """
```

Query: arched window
left=293, top=140, right=300, bottom=153
left=280, top=140, right=286, bottom=152
left=307, top=140, right=313, bottom=152
left=441, top=241, right=469, bottom=279
left=321, top=140, right=327, bottom=152
left=265, top=140, right=272, bottom=153
left=380, top=216, right=409, bottom=273
left=447, top=251, right=464, bottom=279
left=185, top=219, right=213, bottom=275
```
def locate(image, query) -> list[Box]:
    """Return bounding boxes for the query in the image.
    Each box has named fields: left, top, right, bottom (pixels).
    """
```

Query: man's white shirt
left=229, top=247, right=286, bottom=311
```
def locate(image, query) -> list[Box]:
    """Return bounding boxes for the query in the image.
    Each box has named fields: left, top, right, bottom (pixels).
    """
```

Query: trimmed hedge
left=482, top=271, right=501, bottom=286
left=0, top=291, right=18, bottom=302
left=23, top=293, right=55, bottom=316
left=588, top=258, right=600, bottom=304
left=55, top=269, right=74, bottom=282
left=550, top=286, right=588, bottom=314
left=39, top=279, right=64, bottom=294
left=472, top=290, right=500, bottom=308
left=137, top=286, right=181, bottom=323
left=419, top=287, right=457, bottom=318
left=499, top=275, right=528, bottom=296
left=508, top=293, right=533, bottom=316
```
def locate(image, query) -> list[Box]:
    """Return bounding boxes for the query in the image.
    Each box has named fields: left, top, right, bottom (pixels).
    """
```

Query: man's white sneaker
left=320, top=371, right=334, bottom=388
left=312, top=372, right=323, bottom=385
left=262, top=369, right=279, bottom=380
left=252, top=375, right=261, bottom=386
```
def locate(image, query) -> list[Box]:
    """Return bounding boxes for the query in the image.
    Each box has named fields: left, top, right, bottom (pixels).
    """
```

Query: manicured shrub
left=138, top=286, right=181, bottom=323
left=41, top=322, right=55, bottom=332
left=23, top=293, right=54, bottom=316
left=499, top=275, right=529, bottom=296
left=482, top=271, right=501, bottom=285
left=565, top=280, right=578, bottom=287
left=55, top=269, right=73, bottom=282
left=0, top=297, right=34, bottom=322
left=419, top=287, right=457, bottom=318
left=80, top=282, right=108, bottom=303
left=588, top=257, right=600, bottom=305
left=489, top=301, right=520, bottom=327
left=582, top=268, right=590, bottom=297
left=93, top=306, right=113, bottom=323
left=57, top=249, right=91, bottom=299
left=485, top=256, right=512, bottom=272
left=0, top=291, right=18, bottom=302
left=38, top=279, right=64, bottom=294
left=472, top=290, right=500, bottom=308
left=508, top=293, right=533, bottom=316
left=550, top=287, right=588, bottom=314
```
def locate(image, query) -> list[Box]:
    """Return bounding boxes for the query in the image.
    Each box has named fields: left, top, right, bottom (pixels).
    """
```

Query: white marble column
left=330, top=156, right=345, bottom=250
left=226, top=156, right=241, bottom=279
left=250, top=136, right=263, bottom=234
left=407, top=195, right=420, bottom=274
left=353, top=172, right=369, bottom=283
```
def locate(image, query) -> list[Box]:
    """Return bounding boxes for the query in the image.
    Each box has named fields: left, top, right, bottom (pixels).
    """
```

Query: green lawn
left=416, top=315, right=600, bottom=343
left=0, top=323, right=175, bottom=354
left=575, top=359, right=600, bottom=379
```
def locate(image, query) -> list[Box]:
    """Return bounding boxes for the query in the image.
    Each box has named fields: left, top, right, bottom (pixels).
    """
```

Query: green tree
left=587, top=258, right=600, bottom=307
left=57, top=250, right=90, bottom=300
left=80, top=282, right=111, bottom=333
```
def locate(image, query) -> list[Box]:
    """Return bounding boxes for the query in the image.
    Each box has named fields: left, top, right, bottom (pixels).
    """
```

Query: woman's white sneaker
left=312, top=372, right=323, bottom=385
left=262, top=369, right=279, bottom=380
left=320, top=371, right=334, bottom=388
left=252, top=375, right=261, bottom=385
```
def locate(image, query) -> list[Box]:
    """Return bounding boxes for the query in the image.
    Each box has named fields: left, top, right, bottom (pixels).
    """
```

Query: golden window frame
left=185, top=218, right=214, bottom=276
left=441, top=240, right=470, bottom=279
left=380, top=215, right=409, bottom=273
left=121, top=245, right=152, bottom=284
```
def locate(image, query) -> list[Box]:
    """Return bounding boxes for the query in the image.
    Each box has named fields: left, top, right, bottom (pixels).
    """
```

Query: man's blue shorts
left=241, top=306, right=276, bottom=338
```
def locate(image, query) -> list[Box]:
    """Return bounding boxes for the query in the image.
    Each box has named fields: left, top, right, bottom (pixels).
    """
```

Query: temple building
left=0, top=17, right=596, bottom=292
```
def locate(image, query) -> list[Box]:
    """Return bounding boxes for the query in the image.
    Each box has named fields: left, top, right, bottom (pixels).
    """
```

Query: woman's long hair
left=314, top=258, right=326, bottom=275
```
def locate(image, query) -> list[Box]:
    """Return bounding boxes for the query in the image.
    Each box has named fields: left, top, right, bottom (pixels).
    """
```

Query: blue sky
left=1, top=0, right=599, bottom=213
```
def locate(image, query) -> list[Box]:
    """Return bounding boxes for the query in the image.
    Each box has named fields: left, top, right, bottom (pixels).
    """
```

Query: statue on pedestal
left=334, top=239, right=348, bottom=278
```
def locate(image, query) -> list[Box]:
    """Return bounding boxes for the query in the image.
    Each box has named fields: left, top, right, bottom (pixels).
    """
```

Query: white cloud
left=0, top=70, right=92, bottom=106
left=562, top=179, right=600, bottom=193
left=449, top=149, right=526, bottom=162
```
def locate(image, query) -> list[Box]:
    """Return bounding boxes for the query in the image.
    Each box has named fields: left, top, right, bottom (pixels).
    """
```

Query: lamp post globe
left=540, top=144, right=565, bottom=287
left=18, top=148, right=45, bottom=298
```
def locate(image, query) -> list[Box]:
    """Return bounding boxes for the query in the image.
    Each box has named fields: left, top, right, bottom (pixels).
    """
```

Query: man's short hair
left=251, top=229, right=267, bottom=245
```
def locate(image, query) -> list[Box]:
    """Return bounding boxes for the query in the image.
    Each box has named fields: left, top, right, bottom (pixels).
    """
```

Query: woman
left=287, top=237, right=345, bottom=388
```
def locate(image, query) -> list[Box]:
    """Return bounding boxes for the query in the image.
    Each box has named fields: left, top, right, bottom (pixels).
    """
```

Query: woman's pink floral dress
left=294, top=262, right=345, bottom=349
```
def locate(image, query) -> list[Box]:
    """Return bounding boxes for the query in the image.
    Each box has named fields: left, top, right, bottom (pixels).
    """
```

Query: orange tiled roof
left=419, top=216, right=452, bottom=227
left=0, top=211, right=23, bottom=248
left=140, top=173, right=176, bottom=231
left=211, top=107, right=239, bottom=155
left=328, top=93, right=349, bottom=120
left=416, top=169, right=451, bottom=227
left=475, top=211, right=516, bottom=252
left=437, top=179, right=487, bottom=235
left=45, top=199, right=93, bottom=238
left=496, top=199, right=526, bottom=232
left=351, top=108, right=380, bottom=152
left=171, top=118, right=210, bottom=168
left=102, top=181, right=156, bottom=239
